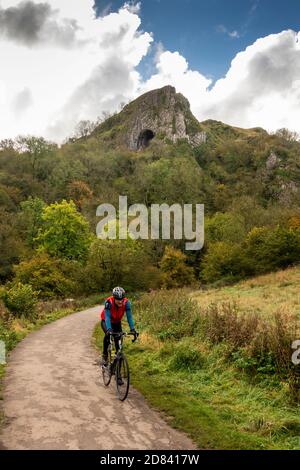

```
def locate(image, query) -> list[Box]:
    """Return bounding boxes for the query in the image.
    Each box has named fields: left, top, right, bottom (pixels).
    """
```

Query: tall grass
left=135, top=290, right=300, bottom=402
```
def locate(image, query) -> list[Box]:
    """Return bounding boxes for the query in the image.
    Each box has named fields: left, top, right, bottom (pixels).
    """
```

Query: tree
left=160, top=246, right=195, bottom=288
left=36, top=200, right=92, bottom=261
left=19, top=197, right=46, bottom=248
left=0, top=209, right=25, bottom=282
left=245, top=225, right=300, bottom=274
left=275, top=128, right=299, bottom=143
left=82, top=239, right=160, bottom=293
left=72, top=120, right=97, bottom=139
left=67, top=180, right=93, bottom=211
left=205, top=212, right=246, bottom=244
left=15, top=136, right=57, bottom=180
left=200, top=242, right=246, bottom=284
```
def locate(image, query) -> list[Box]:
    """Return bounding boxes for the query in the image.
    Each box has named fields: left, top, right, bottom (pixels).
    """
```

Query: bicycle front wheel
left=115, top=353, right=130, bottom=401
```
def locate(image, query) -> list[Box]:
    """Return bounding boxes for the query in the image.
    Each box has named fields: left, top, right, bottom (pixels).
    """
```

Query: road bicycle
left=101, top=331, right=138, bottom=401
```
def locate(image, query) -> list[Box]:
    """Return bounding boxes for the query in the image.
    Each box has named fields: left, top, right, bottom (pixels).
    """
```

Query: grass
left=191, top=265, right=300, bottom=318
left=92, top=267, right=300, bottom=450
left=124, top=335, right=300, bottom=450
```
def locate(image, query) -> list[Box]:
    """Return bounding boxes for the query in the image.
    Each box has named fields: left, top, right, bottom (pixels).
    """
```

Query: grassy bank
left=94, top=267, right=300, bottom=450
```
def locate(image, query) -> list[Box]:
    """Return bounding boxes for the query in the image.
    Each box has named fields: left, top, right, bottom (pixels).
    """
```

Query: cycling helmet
left=112, top=286, right=125, bottom=300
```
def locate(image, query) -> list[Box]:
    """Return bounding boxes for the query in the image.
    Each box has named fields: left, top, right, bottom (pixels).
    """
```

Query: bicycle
left=101, top=331, right=138, bottom=401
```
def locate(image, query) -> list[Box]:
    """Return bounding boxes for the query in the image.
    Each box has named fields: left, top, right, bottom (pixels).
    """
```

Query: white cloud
left=217, top=24, right=240, bottom=39
left=197, top=29, right=300, bottom=133
left=140, top=50, right=212, bottom=106
left=142, top=29, right=300, bottom=136
left=0, top=2, right=300, bottom=142
left=0, top=0, right=152, bottom=141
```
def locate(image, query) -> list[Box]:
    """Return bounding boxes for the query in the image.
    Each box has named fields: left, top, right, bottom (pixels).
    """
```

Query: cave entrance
left=137, top=129, right=155, bottom=150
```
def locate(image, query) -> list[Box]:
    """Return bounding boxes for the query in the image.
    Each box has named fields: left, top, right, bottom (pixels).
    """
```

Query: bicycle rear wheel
left=102, top=345, right=112, bottom=387
left=115, top=353, right=130, bottom=401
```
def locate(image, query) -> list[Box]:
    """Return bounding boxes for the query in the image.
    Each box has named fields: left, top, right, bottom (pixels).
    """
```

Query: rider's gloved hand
left=106, top=328, right=113, bottom=336
left=130, top=329, right=139, bottom=341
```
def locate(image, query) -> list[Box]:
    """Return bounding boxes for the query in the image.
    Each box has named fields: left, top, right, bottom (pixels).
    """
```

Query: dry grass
left=191, top=265, right=300, bottom=318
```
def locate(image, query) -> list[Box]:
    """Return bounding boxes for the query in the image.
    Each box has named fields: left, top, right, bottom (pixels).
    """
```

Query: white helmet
left=112, top=286, right=125, bottom=300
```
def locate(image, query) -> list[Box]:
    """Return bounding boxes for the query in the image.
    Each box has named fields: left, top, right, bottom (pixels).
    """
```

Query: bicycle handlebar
left=108, top=331, right=139, bottom=343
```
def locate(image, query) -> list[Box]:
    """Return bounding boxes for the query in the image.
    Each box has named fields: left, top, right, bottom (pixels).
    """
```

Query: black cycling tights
left=101, top=320, right=122, bottom=357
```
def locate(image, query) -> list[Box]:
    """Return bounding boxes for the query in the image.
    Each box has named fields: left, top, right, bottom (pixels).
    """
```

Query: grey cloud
left=0, top=1, right=82, bottom=48
left=12, top=87, right=33, bottom=114
left=46, top=57, right=136, bottom=141
left=99, top=24, right=131, bottom=48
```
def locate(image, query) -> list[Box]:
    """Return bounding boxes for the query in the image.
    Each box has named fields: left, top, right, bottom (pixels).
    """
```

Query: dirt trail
left=0, top=307, right=196, bottom=450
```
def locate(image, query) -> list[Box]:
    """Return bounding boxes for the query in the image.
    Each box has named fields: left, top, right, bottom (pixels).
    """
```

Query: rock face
left=266, top=151, right=280, bottom=170
left=91, top=85, right=269, bottom=151
left=125, top=86, right=206, bottom=150
left=91, top=85, right=206, bottom=150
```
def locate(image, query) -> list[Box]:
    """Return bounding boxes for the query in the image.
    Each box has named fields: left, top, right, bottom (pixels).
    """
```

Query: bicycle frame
left=101, top=331, right=138, bottom=401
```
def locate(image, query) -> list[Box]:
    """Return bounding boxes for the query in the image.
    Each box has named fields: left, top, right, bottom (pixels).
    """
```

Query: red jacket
left=100, top=296, right=128, bottom=324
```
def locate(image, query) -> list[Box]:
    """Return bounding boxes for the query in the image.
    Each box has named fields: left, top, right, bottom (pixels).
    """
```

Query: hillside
left=87, top=85, right=269, bottom=150
left=192, top=265, right=300, bottom=317
left=0, top=84, right=300, bottom=289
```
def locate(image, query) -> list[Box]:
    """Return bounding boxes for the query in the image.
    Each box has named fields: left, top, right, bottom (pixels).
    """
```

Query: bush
left=160, top=246, right=195, bottom=288
left=3, top=283, right=38, bottom=319
left=0, top=317, right=18, bottom=351
left=14, top=254, right=76, bottom=299
left=199, top=302, right=259, bottom=350
left=205, top=212, right=246, bottom=244
left=200, top=242, right=247, bottom=284
left=245, top=225, right=300, bottom=274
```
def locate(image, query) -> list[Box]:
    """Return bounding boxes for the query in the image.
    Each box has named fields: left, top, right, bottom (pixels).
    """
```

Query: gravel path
left=0, top=306, right=196, bottom=450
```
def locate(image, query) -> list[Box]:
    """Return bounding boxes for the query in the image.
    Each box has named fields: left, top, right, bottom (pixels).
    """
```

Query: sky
left=0, top=0, right=300, bottom=142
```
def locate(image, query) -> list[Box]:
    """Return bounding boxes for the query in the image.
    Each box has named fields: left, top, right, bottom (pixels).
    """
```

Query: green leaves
left=3, top=283, right=38, bottom=320
left=36, top=200, right=92, bottom=261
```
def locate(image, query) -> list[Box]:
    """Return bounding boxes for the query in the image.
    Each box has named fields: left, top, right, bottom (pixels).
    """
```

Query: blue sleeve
left=125, top=300, right=135, bottom=330
left=104, top=300, right=112, bottom=330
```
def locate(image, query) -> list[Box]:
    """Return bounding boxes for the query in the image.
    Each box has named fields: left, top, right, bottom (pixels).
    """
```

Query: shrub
left=0, top=319, right=18, bottom=351
left=14, top=254, right=76, bottom=299
left=200, top=302, right=300, bottom=397
left=205, top=212, right=246, bottom=244
left=160, top=246, right=195, bottom=288
left=199, top=302, right=260, bottom=350
left=245, top=225, right=300, bottom=274
left=200, top=242, right=247, bottom=284
left=3, top=283, right=38, bottom=320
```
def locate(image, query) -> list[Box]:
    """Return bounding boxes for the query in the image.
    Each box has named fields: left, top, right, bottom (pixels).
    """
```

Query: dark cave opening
left=137, top=129, right=155, bottom=150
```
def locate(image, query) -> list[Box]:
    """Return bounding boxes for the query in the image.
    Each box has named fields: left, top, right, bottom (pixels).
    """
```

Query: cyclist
left=100, top=286, right=138, bottom=366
